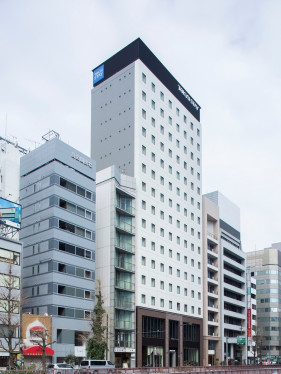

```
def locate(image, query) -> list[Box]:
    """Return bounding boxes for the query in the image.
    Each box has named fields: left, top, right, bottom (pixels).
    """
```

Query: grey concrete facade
left=19, top=138, right=96, bottom=362
left=247, top=243, right=281, bottom=363
left=205, top=191, right=247, bottom=365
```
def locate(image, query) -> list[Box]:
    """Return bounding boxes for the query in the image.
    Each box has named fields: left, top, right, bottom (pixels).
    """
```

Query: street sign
left=237, top=336, right=246, bottom=345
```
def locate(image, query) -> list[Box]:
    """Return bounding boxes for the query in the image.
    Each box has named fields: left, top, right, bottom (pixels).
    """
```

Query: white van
left=79, top=360, right=115, bottom=373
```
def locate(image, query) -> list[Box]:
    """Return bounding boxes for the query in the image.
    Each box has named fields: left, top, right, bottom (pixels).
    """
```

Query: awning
left=30, top=326, right=45, bottom=331
left=22, top=346, right=54, bottom=356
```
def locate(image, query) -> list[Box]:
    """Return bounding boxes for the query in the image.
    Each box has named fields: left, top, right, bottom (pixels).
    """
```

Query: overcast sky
left=1, top=0, right=281, bottom=252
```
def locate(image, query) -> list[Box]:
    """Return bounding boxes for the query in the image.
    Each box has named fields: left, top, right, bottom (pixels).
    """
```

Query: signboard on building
left=237, top=336, right=246, bottom=345
left=0, top=198, right=21, bottom=229
left=247, top=308, right=251, bottom=337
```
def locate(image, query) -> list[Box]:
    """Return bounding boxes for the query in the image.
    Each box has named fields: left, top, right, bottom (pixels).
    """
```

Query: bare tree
left=0, top=262, right=21, bottom=369
left=29, top=328, right=56, bottom=369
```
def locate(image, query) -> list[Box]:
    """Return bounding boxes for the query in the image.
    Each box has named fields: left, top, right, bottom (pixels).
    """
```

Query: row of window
left=141, top=120, right=200, bottom=150
left=141, top=276, right=201, bottom=297
left=140, top=294, right=201, bottom=315
left=0, top=248, right=20, bottom=265
left=141, top=73, right=200, bottom=137
left=58, top=220, right=93, bottom=240
left=142, top=217, right=201, bottom=232
left=29, top=261, right=94, bottom=280
left=59, top=177, right=95, bottom=201
left=140, top=241, right=201, bottom=258
left=141, top=225, right=201, bottom=242
left=141, top=256, right=201, bottom=282
left=141, top=131, right=201, bottom=167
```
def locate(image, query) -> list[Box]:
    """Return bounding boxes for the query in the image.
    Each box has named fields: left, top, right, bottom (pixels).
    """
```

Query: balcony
left=115, top=320, right=133, bottom=329
left=115, top=258, right=133, bottom=272
left=115, top=299, right=134, bottom=310
left=115, top=279, right=134, bottom=291
left=116, top=201, right=135, bottom=216
left=115, top=220, right=134, bottom=235
left=114, top=339, right=133, bottom=348
left=115, top=241, right=134, bottom=253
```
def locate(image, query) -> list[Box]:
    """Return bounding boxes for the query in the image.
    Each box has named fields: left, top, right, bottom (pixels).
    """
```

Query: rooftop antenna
left=42, top=130, right=60, bottom=142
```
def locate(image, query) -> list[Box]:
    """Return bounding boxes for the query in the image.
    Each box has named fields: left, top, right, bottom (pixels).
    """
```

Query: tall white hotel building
left=91, top=39, right=203, bottom=368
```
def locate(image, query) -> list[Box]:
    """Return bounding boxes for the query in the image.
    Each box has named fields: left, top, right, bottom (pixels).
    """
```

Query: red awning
left=30, top=326, right=45, bottom=331
left=22, top=346, right=54, bottom=356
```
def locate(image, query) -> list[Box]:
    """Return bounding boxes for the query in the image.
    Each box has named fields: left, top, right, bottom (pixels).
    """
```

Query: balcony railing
left=115, top=258, right=133, bottom=271
left=115, top=241, right=134, bottom=253
left=116, top=220, right=134, bottom=234
left=114, top=339, right=133, bottom=348
left=115, top=280, right=134, bottom=291
left=115, top=320, right=132, bottom=329
left=208, top=232, right=218, bottom=241
left=115, top=299, right=133, bottom=309
left=116, top=201, right=135, bottom=215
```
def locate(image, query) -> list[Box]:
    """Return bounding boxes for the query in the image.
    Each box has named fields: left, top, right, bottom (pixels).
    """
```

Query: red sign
left=247, top=308, right=251, bottom=337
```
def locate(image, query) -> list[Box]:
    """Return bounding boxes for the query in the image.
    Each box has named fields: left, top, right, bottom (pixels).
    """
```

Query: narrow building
left=19, top=135, right=96, bottom=363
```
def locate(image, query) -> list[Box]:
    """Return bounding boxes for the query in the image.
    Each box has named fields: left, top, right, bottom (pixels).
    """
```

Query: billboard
left=0, top=198, right=21, bottom=229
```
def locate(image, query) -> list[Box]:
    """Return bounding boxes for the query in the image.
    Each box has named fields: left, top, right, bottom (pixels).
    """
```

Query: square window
left=151, top=205, right=155, bottom=215
left=142, top=163, right=146, bottom=173
left=151, top=117, right=156, bottom=127
left=160, top=176, right=164, bottom=185
left=169, top=283, right=172, bottom=291
left=142, top=145, right=146, bottom=155
left=141, top=294, right=146, bottom=304
left=151, top=241, right=155, bottom=251
left=168, top=116, right=172, bottom=125
left=169, top=301, right=172, bottom=309
left=184, top=115, right=187, bottom=123
left=169, top=100, right=172, bottom=108
left=177, top=303, right=180, bottom=311
left=142, top=256, right=146, bottom=265
left=151, top=135, right=155, bottom=144
left=151, top=223, right=155, bottom=233
left=160, top=91, right=164, bottom=101
left=169, top=249, right=173, bottom=258
left=176, top=107, right=180, bottom=116
left=177, top=269, right=180, bottom=277
left=160, top=125, right=164, bottom=134
left=169, top=199, right=172, bottom=207
left=151, top=170, right=155, bottom=179
left=151, top=152, right=155, bottom=161
left=160, top=299, right=164, bottom=307
left=160, top=193, right=164, bottom=202
left=151, top=260, right=155, bottom=269
left=190, top=122, right=194, bottom=130
left=142, top=91, right=146, bottom=101
left=160, top=108, right=164, bottom=117
left=151, top=187, right=155, bottom=197
left=151, top=82, right=155, bottom=92
left=142, top=182, right=146, bottom=191
left=160, top=210, right=164, bottom=219
left=160, top=245, right=164, bottom=254
left=160, top=142, right=164, bottom=151
left=142, top=109, right=146, bottom=119
left=142, top=73, right=146, bottom=83
left=160, top=228, right=164, bottom=237
left=142, top=200, right=146, bottom=210
left=177, top=286, right=180, bottom=294
left=151, top=278, right=155, bottom=287
left=151, top=100, right=155, bottom=109
left=151, top=296, right=155, bottom=306
left=142, top=237, right=146, bottom=247
left=169, top=266, right=172, bottom=275
left=160, top=159, right=164, bottom=168
left=141, top=275, right=146, bottom=284
left=160, top=281, right=164, bottom=289
left=160, top=263, right=164, bottom=272
left=142, top=219, right=146, bottom=228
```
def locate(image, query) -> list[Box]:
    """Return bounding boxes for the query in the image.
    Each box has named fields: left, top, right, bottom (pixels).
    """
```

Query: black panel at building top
left=92, top=38, right=201, bottom=121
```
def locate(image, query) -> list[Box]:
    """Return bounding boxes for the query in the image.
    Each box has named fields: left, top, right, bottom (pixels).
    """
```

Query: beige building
left=202, top=196, right=221, bottom=366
